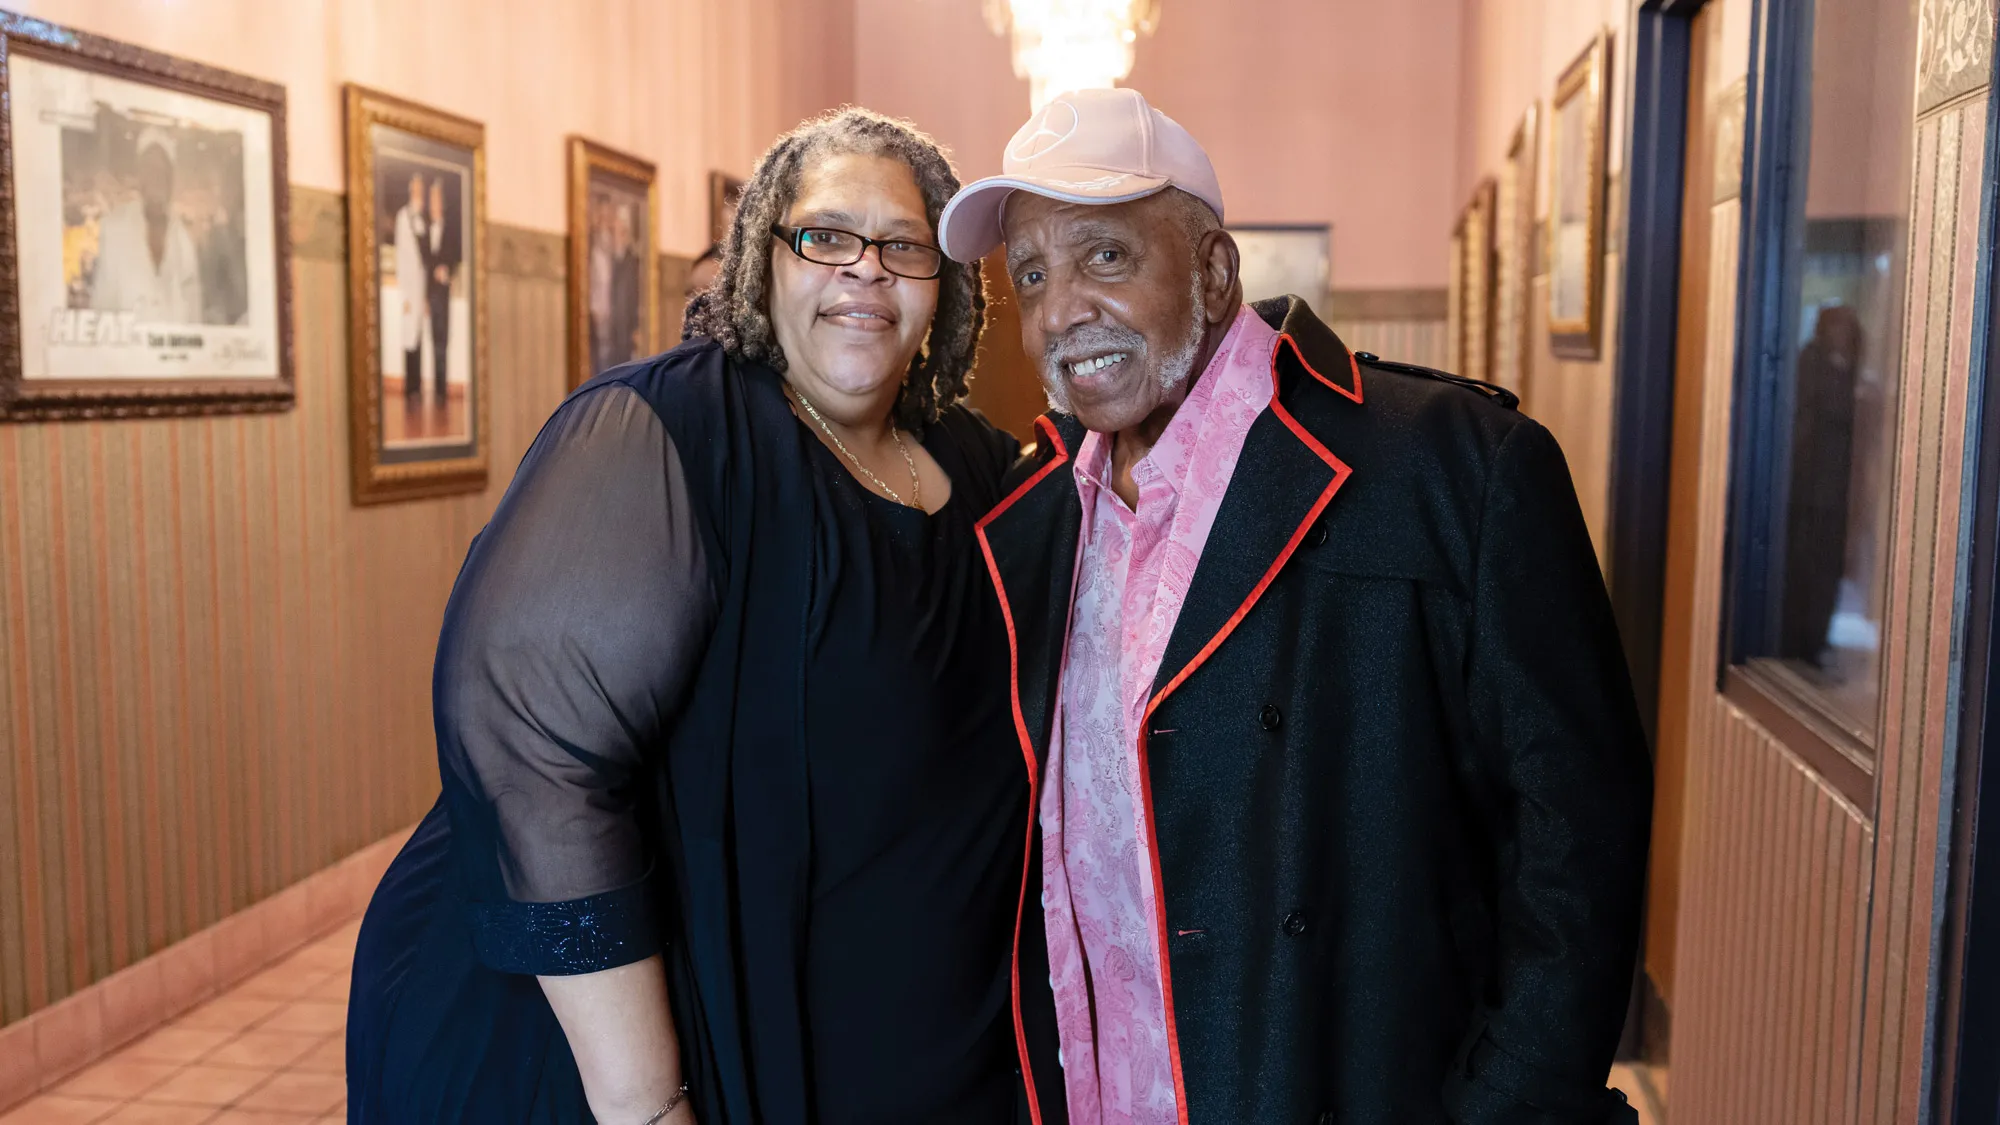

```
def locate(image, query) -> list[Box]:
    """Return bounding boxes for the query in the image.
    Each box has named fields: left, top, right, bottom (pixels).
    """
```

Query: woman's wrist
left=590, top=1079, right=686, bottom=1125
left=635, top=1083, right=690, bottom=1125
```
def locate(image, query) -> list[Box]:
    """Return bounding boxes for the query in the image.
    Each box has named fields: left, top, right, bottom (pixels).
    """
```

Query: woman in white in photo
left=89, top=126, right=202, bottom=324
left=393, top=171, right=430, bottom=400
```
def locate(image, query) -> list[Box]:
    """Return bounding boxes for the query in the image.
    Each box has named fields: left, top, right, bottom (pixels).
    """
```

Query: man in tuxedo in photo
left=393, top=171, right=428, bottom=402
left=425, top=176, right=462, bottom=404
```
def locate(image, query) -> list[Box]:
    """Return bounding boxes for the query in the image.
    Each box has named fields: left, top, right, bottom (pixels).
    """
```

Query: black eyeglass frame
left=769, top=224, right=945, bottom=280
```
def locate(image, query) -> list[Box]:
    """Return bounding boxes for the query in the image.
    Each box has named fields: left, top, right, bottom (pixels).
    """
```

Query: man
left=608, top=202, right=643, bottom=366
left=393, top=171, right=428, bottom=402
left=1778, top=303, right=1863, bottom=667
left=425, top=176, right=461, bottom=404
left=939, top=88, right=1652, bottom=1125
left=91, top=126, right=202, bottom=323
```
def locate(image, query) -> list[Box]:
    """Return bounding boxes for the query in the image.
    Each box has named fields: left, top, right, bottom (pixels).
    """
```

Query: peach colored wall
left=9, top=0, right=857, bottom=251
left=854, top=0, right=1465, bottom=291
left=1454, top=0, right=1632, bottom=212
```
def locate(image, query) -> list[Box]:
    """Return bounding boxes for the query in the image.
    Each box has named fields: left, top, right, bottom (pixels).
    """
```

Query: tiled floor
left=1, top=922, right=358, bottom=1125
left=3, top=917, right=1668, bottom=1125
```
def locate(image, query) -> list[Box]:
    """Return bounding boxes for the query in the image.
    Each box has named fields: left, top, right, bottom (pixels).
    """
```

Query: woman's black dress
left=346, top=342, right=1029, bottom=1124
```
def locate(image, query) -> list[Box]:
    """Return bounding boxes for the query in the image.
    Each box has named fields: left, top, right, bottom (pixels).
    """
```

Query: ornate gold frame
left=1494, top=104, right=1539, bottom=394
left=566, top=137, right=660, bottom=392
left=1547, top=29, right=1610, bottom=359
left=0, top=12, right=294, bottom=422
left=342, top=84, right=488, bottom=505
left=1446, top=219, right=1466, bottom=375
left=1459, top=178, right=1498, bottom=384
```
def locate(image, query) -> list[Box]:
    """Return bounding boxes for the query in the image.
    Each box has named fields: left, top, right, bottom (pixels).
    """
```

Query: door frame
left=1939, top=59, right=2000, bottom=1125
left=1607, top=0, right=1711, bottom=1062
left=1608, top=0, right=1708, bottom=745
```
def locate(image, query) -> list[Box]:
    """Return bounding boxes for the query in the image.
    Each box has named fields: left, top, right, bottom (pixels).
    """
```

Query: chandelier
left=983, top=0, right=1163, bottom=111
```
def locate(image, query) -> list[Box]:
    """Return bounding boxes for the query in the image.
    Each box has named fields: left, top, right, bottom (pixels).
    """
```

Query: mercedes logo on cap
left=1010, top=98, right=1079, bottom=162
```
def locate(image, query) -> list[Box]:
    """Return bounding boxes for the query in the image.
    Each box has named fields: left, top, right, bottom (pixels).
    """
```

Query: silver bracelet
left=638, top=1084, right=689, bottom=1125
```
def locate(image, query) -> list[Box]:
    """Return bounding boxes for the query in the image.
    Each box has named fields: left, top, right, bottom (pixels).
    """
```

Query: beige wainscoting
left=1327, top=287, right=1449, bottom=373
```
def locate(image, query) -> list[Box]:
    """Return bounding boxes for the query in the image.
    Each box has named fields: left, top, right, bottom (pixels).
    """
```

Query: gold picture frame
left=1494, top=104, right=1539, bottom=395
left=567, top=137, right=660, bottom=391
left=1446, top=218, right=1466, bottom=374
left=1544, top=30, right=1608, bottom=356
left=343, top=84, right=488, bottom=505
left=1459, top=179, right=1498, bottom=384
left=1548, top=29, right=1610, bottom=359
left=0, top=10, right=295, bottom=422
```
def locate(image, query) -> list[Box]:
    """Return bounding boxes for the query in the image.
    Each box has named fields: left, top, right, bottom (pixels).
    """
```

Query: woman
left=348, top=108, right=1037, bottom=1125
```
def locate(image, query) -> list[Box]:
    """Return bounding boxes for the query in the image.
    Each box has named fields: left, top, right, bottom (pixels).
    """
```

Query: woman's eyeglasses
left=771, top=224, right=944, bottom=280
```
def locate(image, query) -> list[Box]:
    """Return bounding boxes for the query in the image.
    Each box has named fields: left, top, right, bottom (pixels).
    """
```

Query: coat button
left=1282, top=910, right=1308, bottom=937
left=1353, top=351, right=1379, bottom=363
left=1306, top=520, right=1329, bottom=548
left=1260, top=704, right=1283, bottom=731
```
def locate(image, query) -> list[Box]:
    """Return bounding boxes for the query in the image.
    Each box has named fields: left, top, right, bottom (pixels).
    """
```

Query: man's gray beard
left=1040, top=271, right=1208, bottom=417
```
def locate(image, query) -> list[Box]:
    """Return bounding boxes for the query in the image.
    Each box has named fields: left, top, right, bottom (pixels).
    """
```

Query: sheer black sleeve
left=434, top=383, right=718, bottom=976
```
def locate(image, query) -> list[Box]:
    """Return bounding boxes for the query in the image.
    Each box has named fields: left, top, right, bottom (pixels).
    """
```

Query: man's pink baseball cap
left=938, top=87, right=1224, bottom=264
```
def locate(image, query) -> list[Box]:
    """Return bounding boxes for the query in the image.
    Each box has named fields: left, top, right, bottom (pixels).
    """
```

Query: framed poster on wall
left=0, top=10, right=293, bottom=421
left=1493, top=104, right=1539, bottom=395
left=567, top=137, right=659, bottom=391
left=343, top=84, right=487, bottom=505
left=1228, top=223, right=1331, bottom=315
left=1459, top=179, right=1498, bottom=384
left=1548, top=29, right=1610, bottom=359
left=1446, top=219, right=1465, bottom=375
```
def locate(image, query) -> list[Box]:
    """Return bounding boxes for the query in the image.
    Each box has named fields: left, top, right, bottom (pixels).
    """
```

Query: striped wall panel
left=0, top=187, right=569, bottom=1027
left=1518, top=267, right=1619, bottom=566
left=1858, top=91, right=1989, bottom=1125
left=1327, top=318, right=1448, bottom=372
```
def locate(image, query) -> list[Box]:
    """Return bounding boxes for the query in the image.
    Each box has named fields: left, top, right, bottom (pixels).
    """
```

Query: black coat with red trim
left=983, top=297, right=1652, bottom=1125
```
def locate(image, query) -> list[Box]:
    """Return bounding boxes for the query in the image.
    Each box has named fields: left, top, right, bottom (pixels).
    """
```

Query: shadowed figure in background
left=1778, top=303, right=1864, bottom=669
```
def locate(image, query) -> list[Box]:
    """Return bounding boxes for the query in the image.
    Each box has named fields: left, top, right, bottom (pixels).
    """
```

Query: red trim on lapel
left=1274, top=331, right=1364, bottom=404
left=973, top=413, right=1070, bottom=1125
left=1136, top=348, right=1355, bottom=1125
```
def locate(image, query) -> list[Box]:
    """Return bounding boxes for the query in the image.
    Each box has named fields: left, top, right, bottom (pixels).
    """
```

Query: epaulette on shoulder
left=1351, top=351, right=1519, bottom=411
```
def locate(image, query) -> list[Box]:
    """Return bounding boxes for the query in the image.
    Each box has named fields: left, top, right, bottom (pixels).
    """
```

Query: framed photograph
left=1446, top=220, right=1465, bottom=374
left=1493, top=105, right=1539, bottom=394
left=708, top=170, right=744, bottom=245
left=567, top=137, right=659, bottom=391
left=343, top=84, right=486, bottom=505
left=1458, top=179, right=1497, bottom=384
left=0, top=11, right=292, bottom=422
left=1548, top=30, right=1610, bottom=359
left=1228, top=224, right=1331, bottom=316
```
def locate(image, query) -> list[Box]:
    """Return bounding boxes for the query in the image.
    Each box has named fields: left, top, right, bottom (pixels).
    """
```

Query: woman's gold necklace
left=789, top=386, right=922, bottom=509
